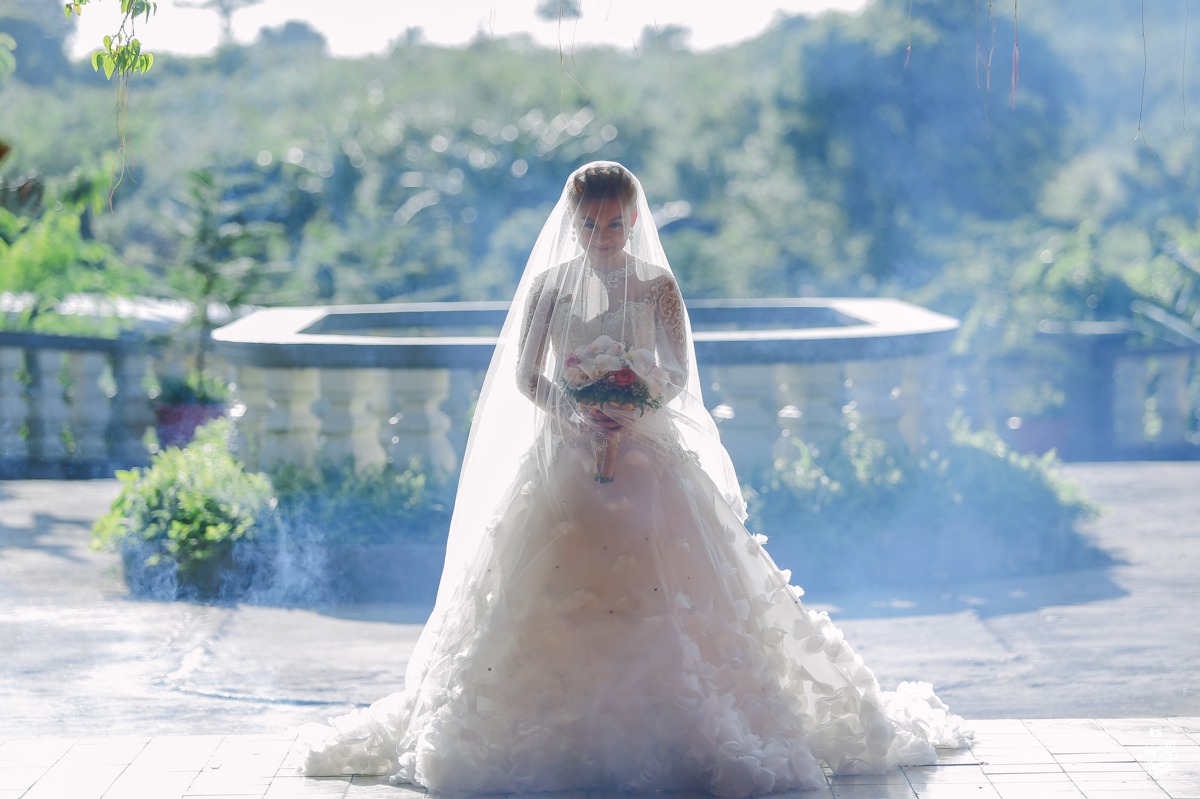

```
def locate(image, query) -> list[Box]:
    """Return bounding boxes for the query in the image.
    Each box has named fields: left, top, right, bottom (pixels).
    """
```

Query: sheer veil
left=297, top=162, right=973, bottom=788
left=414, top=161, right=744, bottom=675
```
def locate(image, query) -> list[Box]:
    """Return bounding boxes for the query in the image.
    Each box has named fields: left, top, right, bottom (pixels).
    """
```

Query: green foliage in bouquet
left=92, top=419, right=272, bottom=599
left=563, top=371, right=663, bottom=414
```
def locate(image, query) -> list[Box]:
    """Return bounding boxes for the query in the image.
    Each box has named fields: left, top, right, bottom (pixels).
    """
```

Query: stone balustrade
left=0, top=331, right=155, bottom=478
left=960, top=323, right=1200, bottom=460
left=4, top=305, right=1195, bottom=480
left=212, top=299, right=961, bottom=478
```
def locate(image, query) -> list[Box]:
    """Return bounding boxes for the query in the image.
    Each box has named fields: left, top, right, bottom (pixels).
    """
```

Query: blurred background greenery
left=9, top=0, right=1194, bottom=595
left=3, top=0, right=1199, bottom=423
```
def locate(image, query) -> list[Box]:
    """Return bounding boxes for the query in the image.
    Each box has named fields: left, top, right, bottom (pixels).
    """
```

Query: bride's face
left=575, top=196, right=636, bottom=267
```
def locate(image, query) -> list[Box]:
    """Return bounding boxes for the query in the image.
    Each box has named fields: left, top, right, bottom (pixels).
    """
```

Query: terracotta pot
left=154, top=403, right=226, bottom=448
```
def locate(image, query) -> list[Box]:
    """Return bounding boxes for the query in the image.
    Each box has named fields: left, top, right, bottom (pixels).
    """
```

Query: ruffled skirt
left=296, top=431, right=970, bottom=795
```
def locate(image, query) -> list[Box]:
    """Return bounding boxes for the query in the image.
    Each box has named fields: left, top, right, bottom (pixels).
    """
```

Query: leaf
left=102, top=53, right=115, bottom=80
left=91, top=50, right=101, bottom=72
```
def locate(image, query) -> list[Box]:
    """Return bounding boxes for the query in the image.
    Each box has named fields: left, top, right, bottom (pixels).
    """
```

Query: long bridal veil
left=295, top=161, right=970, bottom=795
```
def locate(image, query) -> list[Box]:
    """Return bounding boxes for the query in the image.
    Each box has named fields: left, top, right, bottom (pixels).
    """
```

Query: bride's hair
left=566, top=162, right=638, bottom=213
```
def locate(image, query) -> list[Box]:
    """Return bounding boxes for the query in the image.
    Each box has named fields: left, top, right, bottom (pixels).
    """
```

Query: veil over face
left=432, top=161, right=745, bottom=618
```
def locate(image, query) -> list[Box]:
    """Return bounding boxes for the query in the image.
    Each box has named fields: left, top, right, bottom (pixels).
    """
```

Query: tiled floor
left=2, top=719, right=1198, bottom=799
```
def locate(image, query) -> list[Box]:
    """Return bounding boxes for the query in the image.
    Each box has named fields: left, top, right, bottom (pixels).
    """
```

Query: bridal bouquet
left=561, top=335, right=668, bottom=482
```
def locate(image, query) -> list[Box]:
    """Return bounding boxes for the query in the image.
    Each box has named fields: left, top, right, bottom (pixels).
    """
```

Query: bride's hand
left=579, top=404, right=624, bottom=434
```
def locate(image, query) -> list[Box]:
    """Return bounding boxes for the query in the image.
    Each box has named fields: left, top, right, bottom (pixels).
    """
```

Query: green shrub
left=93, top=418, right=453, bottom=601
left=0, top=202, right=151, bottom=336
left=268, top=458, right=453, bottom=546
left=93, top=419, right=273, bottom=599
left=745, top=419, right=1103, bottom=588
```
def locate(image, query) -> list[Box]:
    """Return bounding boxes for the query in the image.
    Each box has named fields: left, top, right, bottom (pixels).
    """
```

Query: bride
left=296, top=161, right=970, bottom=796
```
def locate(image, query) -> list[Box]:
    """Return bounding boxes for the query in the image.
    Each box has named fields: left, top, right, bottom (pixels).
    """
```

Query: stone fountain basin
left=212, top=298, right=958, bottom=369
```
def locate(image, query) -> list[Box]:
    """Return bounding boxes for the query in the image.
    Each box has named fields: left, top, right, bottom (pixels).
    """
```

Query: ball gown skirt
left=295, top=418, right=971, bottom=797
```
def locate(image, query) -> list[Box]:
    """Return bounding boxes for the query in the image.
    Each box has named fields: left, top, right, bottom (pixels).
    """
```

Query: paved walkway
left=1, top=718, right=1198, bottom=798
left=2, top=462, right=1199, bottom=796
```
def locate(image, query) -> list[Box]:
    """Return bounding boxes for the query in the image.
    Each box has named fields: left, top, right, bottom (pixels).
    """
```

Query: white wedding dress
left=296, top=276, right=970, bottom=796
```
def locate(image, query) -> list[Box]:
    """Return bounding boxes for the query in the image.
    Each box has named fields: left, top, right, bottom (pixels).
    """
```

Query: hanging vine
left=1183, top=0, right=1190, bottom=131
left=1009, top=0, right=1019, bottom=108
left=64, top=0, right=157, bottom=202
left=1137, top=0, right=1151, bottom=148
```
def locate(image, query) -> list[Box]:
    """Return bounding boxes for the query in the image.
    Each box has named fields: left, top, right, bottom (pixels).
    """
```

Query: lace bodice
left=517, top=271, right=687, bottom=400
left=550, top=297, right=658, bottom=357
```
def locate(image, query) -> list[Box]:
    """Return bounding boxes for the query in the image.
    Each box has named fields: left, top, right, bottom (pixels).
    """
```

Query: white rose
left=628, top=348, right=656, bottom=377
left=565, top=366, right=589, bottom=388
left=590, top=335, right=615, bottom=353
left=575, top=357, right=602, bottom=381
left=592, top=354, right=622, bottom=374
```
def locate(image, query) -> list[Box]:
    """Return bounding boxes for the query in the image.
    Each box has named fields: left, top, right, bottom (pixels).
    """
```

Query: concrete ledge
left=211, top=298, right=959, bottom=369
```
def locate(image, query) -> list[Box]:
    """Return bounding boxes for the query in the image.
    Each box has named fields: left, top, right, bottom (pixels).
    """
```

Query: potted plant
left=153, top=370, right=231, bottom=448
left=93, top=419, right=273, bottom=600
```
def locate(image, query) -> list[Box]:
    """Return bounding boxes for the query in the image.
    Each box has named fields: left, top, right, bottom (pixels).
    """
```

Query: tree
left=0, top=0, right=73, bottom=85
left=773, top=0, right=1074, bottom=286
left=176, top=0, right=263, bottom=47
left=0, top=152, right=147, bottom=335
left=535, top=0, right=581, bottom=23
left=0, top=32, right=13, bottom=80
left=639, top=23, right=691, bottom=53
left=167, top=168, right=284, bottom=375
left=257, top=19, right=326, bottom=52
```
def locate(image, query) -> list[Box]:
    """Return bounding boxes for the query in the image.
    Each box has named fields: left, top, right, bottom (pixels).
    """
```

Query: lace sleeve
left=517, top=273, right=552, bottom=400
left=652, top=276, right=688, bottom=399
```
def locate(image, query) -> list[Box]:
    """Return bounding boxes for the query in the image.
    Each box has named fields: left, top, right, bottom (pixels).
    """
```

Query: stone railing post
left=67, top=350, right=110, bottom=467
left=706, top=363, right=778, bottom=477
left=316, top=369, right=388, bottom=470
left=444, top=367, right=485, bottom=462
left=1112, top=355, right=1148, bottom=451
left=772, top=362, right=846, bottom=458
left=388, top=368, right=455, bottom=473
left=229, top=365, right=267, bottom=467
left=27, top=348, right=68, bottom=466
left=845, top=359, right=907, bottom=452
left=903, top=353, right=951, bottom=451
left=107, top=349, right=153, bottom=467
left=0, top=346, right=29, bottom=467
left=260, top=368, right=321, bottom=467
left=1154, top=352, right=1192, bottom=450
